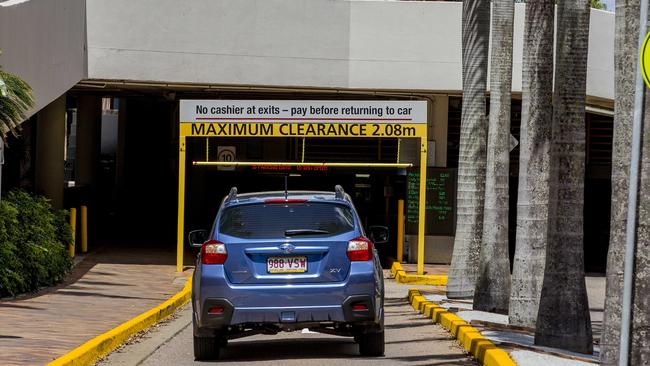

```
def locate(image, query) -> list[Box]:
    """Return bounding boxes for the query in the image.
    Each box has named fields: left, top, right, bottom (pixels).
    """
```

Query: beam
left=193, top=161, right=413, bottom=168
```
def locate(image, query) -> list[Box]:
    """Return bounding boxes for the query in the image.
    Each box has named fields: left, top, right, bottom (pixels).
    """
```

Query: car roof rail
left=334, top=185, right=346, bottom=200
left=226, top=187, right=238, bottom=202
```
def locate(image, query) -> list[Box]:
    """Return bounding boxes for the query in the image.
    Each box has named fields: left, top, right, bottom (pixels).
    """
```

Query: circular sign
left=217, top=146, right=236, bottom=171
left=217, top=147, right=236, bottom=162
left=642, top=32, right=650, bottom=89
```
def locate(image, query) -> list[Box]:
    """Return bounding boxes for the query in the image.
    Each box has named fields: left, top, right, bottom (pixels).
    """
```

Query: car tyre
left=358, top=330, right=385, bottom=357
left=193, top=335, right=220, bottom=360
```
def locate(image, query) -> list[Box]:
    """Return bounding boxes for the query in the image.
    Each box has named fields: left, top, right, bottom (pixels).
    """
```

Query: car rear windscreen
left=218, top=202, right=355, bottom=239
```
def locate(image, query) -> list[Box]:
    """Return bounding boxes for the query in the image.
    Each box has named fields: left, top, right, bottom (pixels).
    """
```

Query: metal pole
left=397, top=199, right=404, bottom=263
left=177, top=136, right=187, bottom=273
left=80, top=206, right=88, bottom=253
left=205, top=137, right=209, bottom=162
left=417, top=137, right=427, bottom=275
left=69, top=208, right=77, bottom=258
left=619, top=3, right=648, bottom=364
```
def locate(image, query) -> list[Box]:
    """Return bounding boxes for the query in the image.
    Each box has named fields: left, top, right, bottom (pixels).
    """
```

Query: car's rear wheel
left=358, top=330, right=385, bottom=357
left=193, top=335, right=220, bottom=360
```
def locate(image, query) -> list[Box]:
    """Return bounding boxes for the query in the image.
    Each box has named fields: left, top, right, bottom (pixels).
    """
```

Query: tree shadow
left=0, top=303, right=43, bottom=310
left=53, top=290, right=163, bottom=301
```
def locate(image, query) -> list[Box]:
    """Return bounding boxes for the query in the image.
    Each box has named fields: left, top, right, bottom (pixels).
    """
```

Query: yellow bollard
left=397, top=199, right=404, bottom=263
left=69, top=208, right=76, bottom=258
left=81, top=205, right=88, bottom=253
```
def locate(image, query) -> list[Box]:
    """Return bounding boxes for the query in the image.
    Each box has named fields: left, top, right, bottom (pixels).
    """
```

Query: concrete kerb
left=47, top=277, right=193, bottom=366
left=391, top=262, right=448, bottom=286
left=407, top=288, right=516, bottom=366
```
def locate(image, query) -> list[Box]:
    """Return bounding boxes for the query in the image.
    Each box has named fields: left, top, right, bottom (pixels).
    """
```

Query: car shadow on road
left=211, top=337, right=475, bottom=365
left=217, top=338, right=359, bottom=361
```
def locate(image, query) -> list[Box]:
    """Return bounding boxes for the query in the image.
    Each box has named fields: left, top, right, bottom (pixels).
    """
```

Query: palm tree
left=0, top=55, right=33, bottom=199
left=630, top=105, right=650, bottom=366
left=590, top=0, right=607, bottom=9
left=534, top=0, right=593, bottom=354
left=600, top=0, right=640, bottom=363
left=473, top=0, right=514, bottom=314
left=447, top=0, right=491, bottom=300
left=0, top=60, right=34, bottom=141
left=509, top=0, right=555, bottom=328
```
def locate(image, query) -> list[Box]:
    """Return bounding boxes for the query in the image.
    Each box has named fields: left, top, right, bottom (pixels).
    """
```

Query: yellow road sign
left=181, top=122, right=425, bottom=138
left=642, top=32, right=650, bottom=89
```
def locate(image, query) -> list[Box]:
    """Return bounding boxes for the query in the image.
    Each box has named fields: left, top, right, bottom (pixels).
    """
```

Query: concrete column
left=35, top=94, right=66, bottom=209
left=431, top=95, right=449, bottom=167
left=75, top=95, right=101, bottom=186
left=116, top=98, right=127, bottom=196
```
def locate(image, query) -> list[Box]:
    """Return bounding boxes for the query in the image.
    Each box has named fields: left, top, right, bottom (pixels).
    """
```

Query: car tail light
left=264, top=199, right=308, bottom=204
left=201, top=240, right=227, bottom=264
left=351, top=303, right=368, bottom=311
left=208, top=307, right=225, bottom=314
left=347, top=237, right=373, bottom=261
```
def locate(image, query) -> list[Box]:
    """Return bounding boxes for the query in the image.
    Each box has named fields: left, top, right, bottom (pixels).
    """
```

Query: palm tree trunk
left=508, top=0, right=555, bottom=328
left=473, top=0, right=514, bottom=314
left=630, top=94, right=650, bottom=366
left=600, top=0, right=640, bottom=363
left=534, top=0, right=593, bottom=354
left=447, top=0, right=491, bottom=300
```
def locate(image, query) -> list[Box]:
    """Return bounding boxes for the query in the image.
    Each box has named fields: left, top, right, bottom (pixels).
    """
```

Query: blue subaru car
left=189, top=186, right=386, bottom=360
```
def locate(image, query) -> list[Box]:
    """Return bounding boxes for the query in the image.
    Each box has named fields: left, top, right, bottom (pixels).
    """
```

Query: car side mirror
left=368, top=226, right=389, bottom=244
left=188, top=229, right=208, bottom=248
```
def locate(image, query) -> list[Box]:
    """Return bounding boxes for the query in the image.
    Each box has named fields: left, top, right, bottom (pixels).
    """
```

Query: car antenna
left=335, top=185, right=345, bottom=199
left=284, top=175, right=288, bottom=200
left=227, top=187, right=238, bottom=202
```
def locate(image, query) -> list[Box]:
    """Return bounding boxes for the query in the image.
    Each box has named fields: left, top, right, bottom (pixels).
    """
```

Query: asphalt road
left=101, top=278, right=476, bottom=366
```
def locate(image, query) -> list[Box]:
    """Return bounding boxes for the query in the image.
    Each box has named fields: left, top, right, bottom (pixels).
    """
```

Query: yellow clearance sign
left=181, top=122, right=425, bottom=138
left=178, top=100, right=428, bottom=138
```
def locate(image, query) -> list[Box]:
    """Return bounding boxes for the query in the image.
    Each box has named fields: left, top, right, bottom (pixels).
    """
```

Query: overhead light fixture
left=355, top=174, right=370, bottom=178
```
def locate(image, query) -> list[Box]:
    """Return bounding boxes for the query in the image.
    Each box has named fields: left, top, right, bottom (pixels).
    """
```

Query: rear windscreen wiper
left=284, top=229, right=330, bottom=236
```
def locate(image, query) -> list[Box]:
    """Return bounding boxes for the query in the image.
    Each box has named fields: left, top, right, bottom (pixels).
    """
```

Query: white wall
left=0, top=0, right=615, bottom=117
left=0, top=0, right=86, bottom=117
left=587, top=9, right=615, bottom=100
left=86, top=1, right=614, bottom=100
left=348, top=1, right=463, bottom=91
left=86, top=0, right=352, bottom=88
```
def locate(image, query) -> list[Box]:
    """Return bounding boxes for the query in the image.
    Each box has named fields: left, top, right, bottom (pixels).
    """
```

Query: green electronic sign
left=406, top=168, right=456, bottom=236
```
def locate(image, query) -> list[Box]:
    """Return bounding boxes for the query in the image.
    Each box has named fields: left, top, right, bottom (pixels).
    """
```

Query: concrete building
left=0, top=0, right=615, bottom=270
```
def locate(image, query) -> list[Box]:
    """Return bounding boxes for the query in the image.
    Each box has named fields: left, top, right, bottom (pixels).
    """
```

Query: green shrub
left=0, top=190, right=72, bottom=297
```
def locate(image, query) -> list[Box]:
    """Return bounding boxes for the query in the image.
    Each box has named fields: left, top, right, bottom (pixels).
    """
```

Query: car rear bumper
left=197, top=294, right=375, bottom=330
left=193, top=262, right=379, bottom=332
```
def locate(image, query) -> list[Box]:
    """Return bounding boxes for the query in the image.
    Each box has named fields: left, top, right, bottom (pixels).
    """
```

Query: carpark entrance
left=177, top=100, right=429, bottom=273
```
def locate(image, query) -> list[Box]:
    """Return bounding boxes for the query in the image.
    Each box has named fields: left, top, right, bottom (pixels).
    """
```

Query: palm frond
left=0, top=68, right=35, bottom=142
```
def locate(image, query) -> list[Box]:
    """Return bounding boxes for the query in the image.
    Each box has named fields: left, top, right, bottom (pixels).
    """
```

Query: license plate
left=267, top=256, right=308, bottom=273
